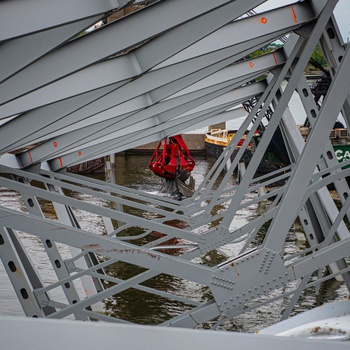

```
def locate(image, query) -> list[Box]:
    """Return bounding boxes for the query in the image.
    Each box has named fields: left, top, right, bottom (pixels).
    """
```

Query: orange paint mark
left=53, top=141, right=58, bottom=148
left=272, top=52, right=278, bottom=65
left=28, top=150, right=33, bottom=164
left=78, top=151, right=82, bottom=157
left=58, top=157, right=63, bottom=168
left=260, top=17, right=267, bottom=24
left=249, top=62, right=254, bottom=68
left=291, top=6, right=297, bottom=23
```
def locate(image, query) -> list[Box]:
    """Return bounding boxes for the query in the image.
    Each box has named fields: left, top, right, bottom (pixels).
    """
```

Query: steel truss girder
left=192, top=39, right=304, bottom=216
left=0, top=17, right=103, bottom=84
left=13, top=39, right=288, bottom=166
left=0, top=3, right=313, bottom=124
left=12, top=176, right=88, bottom=319
left=295, top=77, right=350, bottom=238
left=0, top=2, right=306, bottom=139
left=0, top=154, right=336, bottom=322
left=0, top=34, right=280, bottom=150
left=0, top=175, right=349, bottom=325
left=3, top=1, right=311, bottom=111
left=0, top=170, right=197, bottom=241
left=318, top=13, right=350, bottom=129
left=265, top=28, right=350, bottom=252
left=0, top=172, right=348, bottom=322
left=11, top=48, right=277, bottom=154
left=0, top=0, right=130, bottom=42
left=1, top=149, right=348, bottom=316
left=0, top=0, right=350, bottom=338
left=275, top=86, right=350, bottom=302
left=1, top=162, right=281, bottom=250
left=0, top=226, right=50, bottom=317
left=190, top=70, right=282, bottom=201
left=0, top=1, right=312, bottom=118
left=21, top=82, right=266, bottom=168
left=0, top=0, right=269, bottom=107
left=183, top=0, right=350, bottom=270
left=211, top=1, right=336, bottom=234
left=280, top=7, right=350, bottom=245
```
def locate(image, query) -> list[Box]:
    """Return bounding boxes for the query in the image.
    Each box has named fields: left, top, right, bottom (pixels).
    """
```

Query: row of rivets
left=213, top=275, right=235, bottom=284
left=211, top=281, right=234, bottom=290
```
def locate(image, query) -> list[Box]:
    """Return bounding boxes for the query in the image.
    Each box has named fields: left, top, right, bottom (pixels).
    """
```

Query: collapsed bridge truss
left=1, top=0, right=350, bottom=348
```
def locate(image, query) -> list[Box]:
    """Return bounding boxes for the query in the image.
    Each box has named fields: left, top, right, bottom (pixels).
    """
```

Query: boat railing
left=298, top=125, right=349, bottom=143
left=209, top=129, right=229, bottom=138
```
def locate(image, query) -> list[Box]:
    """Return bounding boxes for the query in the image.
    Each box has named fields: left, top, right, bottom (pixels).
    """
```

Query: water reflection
left=104, top=264, right=208, bottom=325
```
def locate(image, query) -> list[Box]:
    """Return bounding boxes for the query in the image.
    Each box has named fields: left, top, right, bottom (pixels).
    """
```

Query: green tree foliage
left=248, top=47, right=272, bottom=58
left=311, top=44, right=327, bottom=67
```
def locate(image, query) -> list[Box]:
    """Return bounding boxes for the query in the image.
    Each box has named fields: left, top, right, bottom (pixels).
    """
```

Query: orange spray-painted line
left=272, top=52, right=278, bottom=65
left=28, top=150, right=33, bottom=164
left=291, top=6, right=298, bottom=23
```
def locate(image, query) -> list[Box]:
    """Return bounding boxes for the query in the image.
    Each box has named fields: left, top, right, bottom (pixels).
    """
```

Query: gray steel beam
left=0, top=226, right=52, bottom=317
left=1, top=312, right=348, bottom=350
left=45, top=90, right=262, bottom=168
left=194, top=38, right=303, bottom=217
left=1, top=0, right=350, bottom=333
left=295, top=76, right=350, bottom=240
left=191, top=70, right=280, bottom=200
left=272, top=86, right=350, bottom=316
left=318, top=12, right=350, bottom=138
left=9, top=56, right=270, bottom=155
left=0, top=2, right=313, bottom=117
left=0, top=26, right=292, bottom=120
left=20, top=82, right=265, bottom=167
left=218, top=0, right=337, bottom=234
left=0, top=34, right=280, bottom=150
left=0, top=205, right=213, bottom=287
left=0, top=0, right=268, bottom=106
left=153, top=1, right=314, bottom=69
left=0, top=170, right=199, bottom=243
left=40, top=170, right=183, bottom=211
left=13, top=176, right=88, bottom=320
left=289, top=238, right=350, bottom=280
left=13, top=33, right=288, bottom=162
left=0, top=315, right=348, bottom=350
left=0, top=17, right=102, bottom=83
left=265, top=33, right=350, bottom=253
left=0, top=0, right=130, bottom=41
